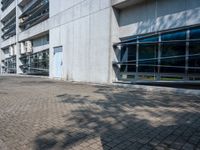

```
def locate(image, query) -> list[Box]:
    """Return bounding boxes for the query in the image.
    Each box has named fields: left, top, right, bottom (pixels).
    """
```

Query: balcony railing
left=1, top=0, right=15, bottom=11
left=19, top=0, right=49, bottom=30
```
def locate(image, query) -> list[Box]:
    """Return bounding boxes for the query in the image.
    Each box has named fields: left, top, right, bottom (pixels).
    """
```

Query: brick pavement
left=0, top=76, right=200, bottom=150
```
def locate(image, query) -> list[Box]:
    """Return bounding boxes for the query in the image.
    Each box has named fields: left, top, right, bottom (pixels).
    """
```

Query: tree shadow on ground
left=34, top=86, right=200, bottom=150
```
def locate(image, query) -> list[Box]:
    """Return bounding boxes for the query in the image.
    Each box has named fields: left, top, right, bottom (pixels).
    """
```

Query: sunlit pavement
left=0, top=76, right=200, bottom=150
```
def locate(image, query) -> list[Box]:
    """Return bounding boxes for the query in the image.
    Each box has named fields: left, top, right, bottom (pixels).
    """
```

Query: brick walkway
left=0, top=76, right=200, bottom=150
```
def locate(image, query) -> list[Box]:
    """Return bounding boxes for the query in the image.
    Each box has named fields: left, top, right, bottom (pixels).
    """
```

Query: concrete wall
left=49, top=0, right=112, bottom=83
left=18, top=19, right=50, bottom=42
left=114, top=0, right=200, bottom=38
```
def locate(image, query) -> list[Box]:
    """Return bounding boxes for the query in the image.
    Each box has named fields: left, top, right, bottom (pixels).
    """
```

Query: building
left=0, top=0, right=200, bottom=84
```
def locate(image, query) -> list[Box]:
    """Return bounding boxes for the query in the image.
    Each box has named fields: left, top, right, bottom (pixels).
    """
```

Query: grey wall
left=116, top=0, right=200, bottom=38
left=49, top=0, right=112, bottom=83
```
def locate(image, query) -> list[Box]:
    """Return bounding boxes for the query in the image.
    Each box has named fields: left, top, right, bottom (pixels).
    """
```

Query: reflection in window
left=127, top=44, right=136, bottom=72
left=119, top=44, right=136, bottom=80
left=189, top=41, right=200, bottom=74
left=161, top=42, right=185, bottom=74
left=139, top=35, right=158, bottom=42
left=20, top=49, right=49, bottom=75
left=161, top=30, right=186, bottom=41
left=190, top=27, right=200, bottom=39
left=138, top=44, right=157, bottom=73
left=120, top=46, right=127, bottom=74
left=116, top=26, right=200, bottom=81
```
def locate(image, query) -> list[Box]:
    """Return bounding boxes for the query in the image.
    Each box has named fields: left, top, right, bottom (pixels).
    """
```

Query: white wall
left=49, top=0, right=111, bottom=83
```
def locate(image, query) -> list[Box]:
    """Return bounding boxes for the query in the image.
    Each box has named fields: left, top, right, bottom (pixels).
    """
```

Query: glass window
left=120, top=46, right=128, bottom=73
left=161, top=31, right=186, bottom=41
left=190, top=27, right=200, bottom=39
left=119, top=44, right=136, bottom=80
left=138, top=44, right=158, bottom=73
left=116, top=26, right=200, bottom=81
left=127, top=44, right=136, bottom=72
left=160, top=42, right=186, bottom=73
left=188, top=41, right=200, bottom=74
left=139, top=35, right=158, bottom=42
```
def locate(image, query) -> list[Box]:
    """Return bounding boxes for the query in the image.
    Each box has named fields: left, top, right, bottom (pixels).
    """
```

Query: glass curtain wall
left=116, top=26, right=200, bottom=81
left=4, top=56, right=16, bottom=73
left=20, top=49, right=49, bottom=75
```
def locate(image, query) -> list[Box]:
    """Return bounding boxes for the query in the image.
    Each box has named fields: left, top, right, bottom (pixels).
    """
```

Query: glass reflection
left=117, top=26, right=200, bottom=81
left=161, top=42, right=185, bottom=73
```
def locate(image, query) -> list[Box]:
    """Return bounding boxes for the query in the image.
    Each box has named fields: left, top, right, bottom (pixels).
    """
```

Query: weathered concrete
left=49, top=0, right=112, bottom=83
left=113, top=0, right=200, bottom=39
left=112, top=0, right=145, bottom=8
left=0, top=76, right=200, bottom=150
left=18, top=19, right=50, bottom=42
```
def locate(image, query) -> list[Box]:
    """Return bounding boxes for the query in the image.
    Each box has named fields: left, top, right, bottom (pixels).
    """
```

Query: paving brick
left=182, top=143, right=194, bottom=150
left=0, top=76, right=199, bottom=150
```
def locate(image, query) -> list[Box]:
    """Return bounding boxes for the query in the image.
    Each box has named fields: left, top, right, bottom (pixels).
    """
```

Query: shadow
left=34, top=86, right=200, bottom=149
left=135, top=82, right=200, bottom=90
left=35, top=128, right=92, bottom=150
left=20, top=80, right=56, bottom=85
left=0, top=91, right=8, bottom=95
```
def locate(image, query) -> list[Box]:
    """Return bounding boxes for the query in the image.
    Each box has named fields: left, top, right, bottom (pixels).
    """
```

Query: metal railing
left=1, top=0, right=14, bottom=11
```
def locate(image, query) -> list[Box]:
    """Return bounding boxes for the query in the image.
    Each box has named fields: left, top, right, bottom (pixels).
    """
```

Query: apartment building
left=0, top=0, right=200, bottom=84
left=0, top=0, right=49, bottom=75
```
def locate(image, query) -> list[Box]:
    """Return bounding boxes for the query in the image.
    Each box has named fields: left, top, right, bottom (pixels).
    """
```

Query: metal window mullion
left=185, top=29, right=190, bottom=80
left=125, top=46, right=128, bottom=73
left=28, top=55, right=31, bottom=73
left=135, top=38, right=139, bottom=81
left=157, top=33, right=161, bottom=80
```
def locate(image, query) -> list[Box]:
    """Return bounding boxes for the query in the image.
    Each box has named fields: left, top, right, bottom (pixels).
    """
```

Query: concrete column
left=0, top=2, right=2, bottom=74
left=16, top=0, right=23, bottom=74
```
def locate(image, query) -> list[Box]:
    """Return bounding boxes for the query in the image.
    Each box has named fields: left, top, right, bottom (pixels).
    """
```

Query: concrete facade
left=0, top=0, right=200, bottom=83
left=114, top=0, right=200, bottom=38
left=49, top=0, right=111, bottom=83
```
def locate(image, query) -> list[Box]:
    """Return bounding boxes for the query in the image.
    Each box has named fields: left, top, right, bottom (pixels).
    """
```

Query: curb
left=113, top=83, right=200, bottom=96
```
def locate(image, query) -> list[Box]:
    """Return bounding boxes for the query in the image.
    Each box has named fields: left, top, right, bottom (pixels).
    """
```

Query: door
left=53, top=46, right=63, bottom=78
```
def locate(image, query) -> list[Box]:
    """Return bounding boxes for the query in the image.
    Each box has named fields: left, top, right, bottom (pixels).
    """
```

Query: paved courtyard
left=0, top=76, right=200, bottom=150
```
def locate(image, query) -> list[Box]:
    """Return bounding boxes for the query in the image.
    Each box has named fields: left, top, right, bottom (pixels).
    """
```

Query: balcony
left=1, top=9, right=16, bottom=40
left=1, top=0, right=15, bottom=11
left=19, top=0, right=49, bottom=31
